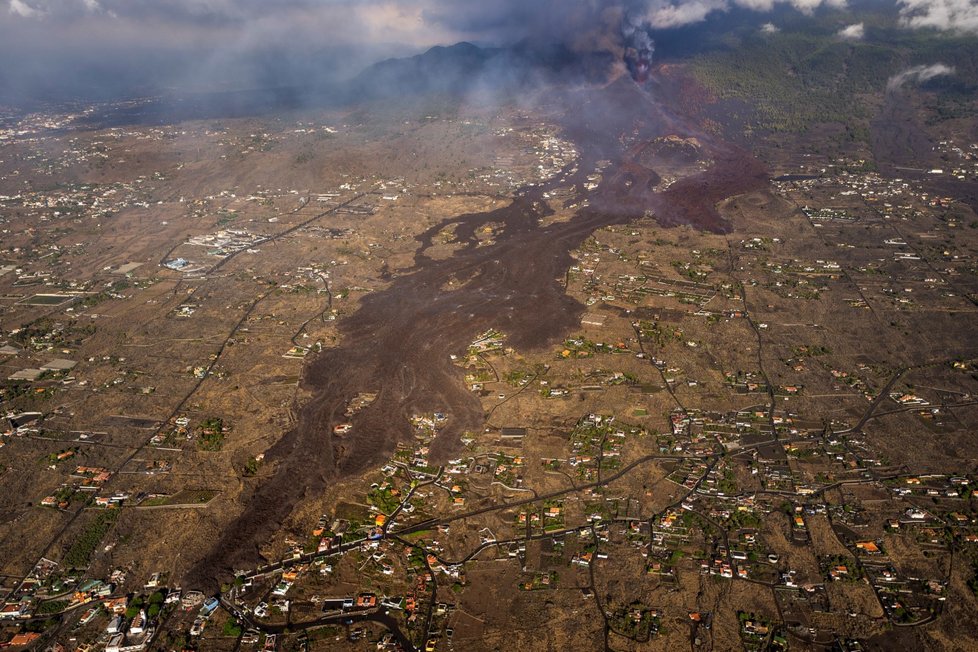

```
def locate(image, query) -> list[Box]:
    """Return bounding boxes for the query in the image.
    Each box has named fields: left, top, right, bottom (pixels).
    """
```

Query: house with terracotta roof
left=8, top=632, right=41, bottom=647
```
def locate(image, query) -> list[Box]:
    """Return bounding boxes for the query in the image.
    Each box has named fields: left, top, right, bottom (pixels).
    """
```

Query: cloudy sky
left=0, top=0, right=975, bottom=103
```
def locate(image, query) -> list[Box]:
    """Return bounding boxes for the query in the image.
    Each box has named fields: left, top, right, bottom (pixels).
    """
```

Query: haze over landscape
left=2, top=0, right=978, bottom=650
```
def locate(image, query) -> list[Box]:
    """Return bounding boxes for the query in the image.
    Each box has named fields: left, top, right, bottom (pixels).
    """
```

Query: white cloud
left=8, top=0, right=105, bottom=18
left=736, top=0, right=845, bottom=14
left=788, top=0, right=825, bottom=14
left=837, top=22, right=864, bottom=39
left=886, top=63, right=955, bottom=91
left=642, top=0, right=726, bottom=28
left=736, top=0, right=775, bottom=9
left=9, top=0, right=43, bottom=18
left=640, top=0, right=849, bottom=28
left=760, top=21, right=779, bottom=32
left=898, top=0, right=978, bottom=33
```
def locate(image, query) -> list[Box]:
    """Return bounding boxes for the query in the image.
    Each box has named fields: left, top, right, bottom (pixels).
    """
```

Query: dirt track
left=185, top=75, right=767, bottom=588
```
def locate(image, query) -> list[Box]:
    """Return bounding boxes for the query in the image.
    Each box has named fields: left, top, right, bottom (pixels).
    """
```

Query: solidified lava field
left=186, top=75, right=768, bottom=587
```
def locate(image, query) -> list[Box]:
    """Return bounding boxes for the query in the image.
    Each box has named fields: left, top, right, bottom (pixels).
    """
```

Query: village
left=0, top=81, right=978, bottom=652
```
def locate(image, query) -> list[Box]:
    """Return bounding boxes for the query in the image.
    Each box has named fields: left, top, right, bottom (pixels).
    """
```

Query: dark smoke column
left=622, top=16, right=655, bottom=82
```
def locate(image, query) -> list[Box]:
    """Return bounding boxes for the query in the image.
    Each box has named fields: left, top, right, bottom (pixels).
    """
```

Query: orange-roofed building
left=9, top=633, right=41, bottom=647
left=356, top=594, right=377, bottom=608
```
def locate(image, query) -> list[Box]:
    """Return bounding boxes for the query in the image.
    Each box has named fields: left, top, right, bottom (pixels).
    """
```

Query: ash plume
left=886, top=63, right=955, bottom=91
left=621, top=12, right=656, bottom=82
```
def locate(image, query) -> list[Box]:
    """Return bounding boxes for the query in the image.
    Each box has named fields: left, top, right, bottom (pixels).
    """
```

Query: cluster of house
left=932, top=139, right=978, bottom=181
